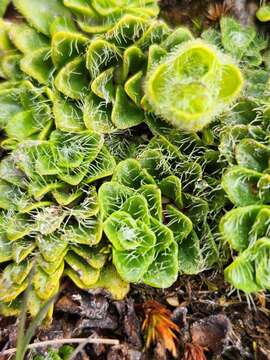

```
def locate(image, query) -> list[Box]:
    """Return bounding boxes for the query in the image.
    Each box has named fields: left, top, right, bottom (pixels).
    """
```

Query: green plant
left=202, top=17, right=269, bottom=108
left=0, top=82, right=53, bottom=146
left=0, top=2, right=156, bottom=133
left=99, top=132, right=223, bottom=287
left=15, top=281, right=57, bottom=360
left=221, top=138, right=270, bottom=206
left=14, top=0, right=159, bottom=35
left=0, top=1, right=244, bottom=135
left=219, top=123, right=270, bottom=294
left=33, top=346, right=74, bottom=360
left=202, top=17, right=268, bottom=67
left=0, top=0, right=268, bottom=317
left=217, top=93, right=269, bottom=174
left=0, top=129, right=130, bottom=317
left=220, top=205, right=270, bottom=293
left=144, top=39, right=243, bottom=131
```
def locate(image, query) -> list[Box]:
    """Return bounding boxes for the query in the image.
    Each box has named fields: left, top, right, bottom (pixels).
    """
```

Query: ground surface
left=1, top=1, right=270, bottom=359
left=1, top=273, right=270, bottom=359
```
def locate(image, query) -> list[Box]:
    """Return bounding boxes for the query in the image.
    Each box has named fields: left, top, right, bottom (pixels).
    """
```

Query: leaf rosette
left=220, top=205, right=270, bottom=293
left=144, top=39, right=243, bottom=131
left=0, top=129, right=130, bottom=317
left=99, top=132, right=223, bottom=287
left=221, top=138, right=270, bottom=207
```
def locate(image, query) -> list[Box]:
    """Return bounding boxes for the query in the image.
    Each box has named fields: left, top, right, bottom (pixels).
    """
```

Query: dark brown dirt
left=159, top=0, right=259, bottom=30
left=1, top=272, right=270, bottom=359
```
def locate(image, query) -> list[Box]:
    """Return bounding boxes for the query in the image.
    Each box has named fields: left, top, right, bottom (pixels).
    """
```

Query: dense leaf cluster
left=0, top=0, right=269, bottom=318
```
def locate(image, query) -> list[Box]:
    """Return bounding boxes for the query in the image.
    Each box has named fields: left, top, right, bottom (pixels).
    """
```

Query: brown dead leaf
left=206, top=1, right=232, bottom=22
left=256, top=293, right=266, bottom=309
left=183, top=343, right=207, bottom=360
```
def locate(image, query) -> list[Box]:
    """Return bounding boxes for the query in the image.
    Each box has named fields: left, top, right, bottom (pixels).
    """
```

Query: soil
left=1, top=272, right=270, bottom=359
left=1, top=1, right=270, bottom=359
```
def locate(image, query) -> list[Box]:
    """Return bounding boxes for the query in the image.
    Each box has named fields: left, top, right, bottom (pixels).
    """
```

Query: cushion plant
left=221, top=139, right=270, bottom=206
left=219, top=72, right=270, bottom=294
left=0, top=128, right=131, bottom=317
left=0, top=0, right=243, bottom=133
left=99, top=131, right=225, bottom=287
left=220, top=205, right=270, bottom=294
left=0, top=0, right=269, bottom=319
